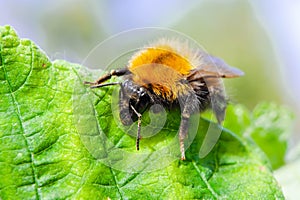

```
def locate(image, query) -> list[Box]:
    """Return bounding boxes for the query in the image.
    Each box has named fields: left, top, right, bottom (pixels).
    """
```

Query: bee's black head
left=119, top=79, right=151, bottom=125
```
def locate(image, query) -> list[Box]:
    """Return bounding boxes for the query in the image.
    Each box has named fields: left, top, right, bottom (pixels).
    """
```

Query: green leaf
left=249, top=103, right=294, bottom=169
left=223, top=103, right=294, bottom=169
left=0, top=25, right=284, bottom=199
left=222, top=104, right=251, bottom=136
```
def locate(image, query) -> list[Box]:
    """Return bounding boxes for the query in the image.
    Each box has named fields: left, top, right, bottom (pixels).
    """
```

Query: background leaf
left=223, top=103, right=294, bottom=169
left=249, top=103, right=294, bottom=169
left=0, top=26, right=284, bottom=199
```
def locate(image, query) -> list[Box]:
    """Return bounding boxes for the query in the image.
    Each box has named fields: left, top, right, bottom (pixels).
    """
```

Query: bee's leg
left=179, top=114, right=190, bottom=160
left=205, top=78, right=226, bottom=124
left=178, top=92, right=198, bottom=160
left=130, top=105, right=142, bottom=151
left=211, top=90, right=226, bottom=124
left=84, top=68, right=129, bottom=86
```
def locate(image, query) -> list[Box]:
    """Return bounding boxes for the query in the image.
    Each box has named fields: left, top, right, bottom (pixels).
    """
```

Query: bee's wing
left=187, top=54, right=243, bottom=124
left=188, top=54, right=244, bottom=80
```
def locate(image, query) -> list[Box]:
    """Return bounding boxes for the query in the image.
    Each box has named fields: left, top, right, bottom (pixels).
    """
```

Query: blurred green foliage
left=223, top=103, right=294, bottom=169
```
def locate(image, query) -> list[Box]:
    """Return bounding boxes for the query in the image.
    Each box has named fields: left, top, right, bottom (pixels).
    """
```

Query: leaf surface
left=0, top=26, right=284, bottom=199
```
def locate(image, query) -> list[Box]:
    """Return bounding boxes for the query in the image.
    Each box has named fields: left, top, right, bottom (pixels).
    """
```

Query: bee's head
left=119, top=79, right=151, bottom=125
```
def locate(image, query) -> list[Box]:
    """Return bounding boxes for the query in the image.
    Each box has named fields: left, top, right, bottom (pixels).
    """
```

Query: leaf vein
left=1, top=39, right=40, bottom=199
left=192, top=160, right=219, bottom=199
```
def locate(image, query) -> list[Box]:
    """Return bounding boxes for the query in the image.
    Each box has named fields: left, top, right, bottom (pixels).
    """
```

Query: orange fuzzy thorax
left=128, top=44, right=196, bottom=101
left=128, top=47, right=194, bottom=75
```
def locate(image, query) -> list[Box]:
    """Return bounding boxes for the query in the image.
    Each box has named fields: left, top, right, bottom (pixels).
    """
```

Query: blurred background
left=0, top=0, right=299, bottom=143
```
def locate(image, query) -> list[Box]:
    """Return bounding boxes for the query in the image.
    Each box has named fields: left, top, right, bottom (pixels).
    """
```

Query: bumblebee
left=84, top=38, right=244, bottom=160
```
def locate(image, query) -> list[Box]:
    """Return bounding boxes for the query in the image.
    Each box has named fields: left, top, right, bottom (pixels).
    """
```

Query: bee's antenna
left=88, top=82, right=120, bottom=88
left=97, top=68, right=129, bottom=84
